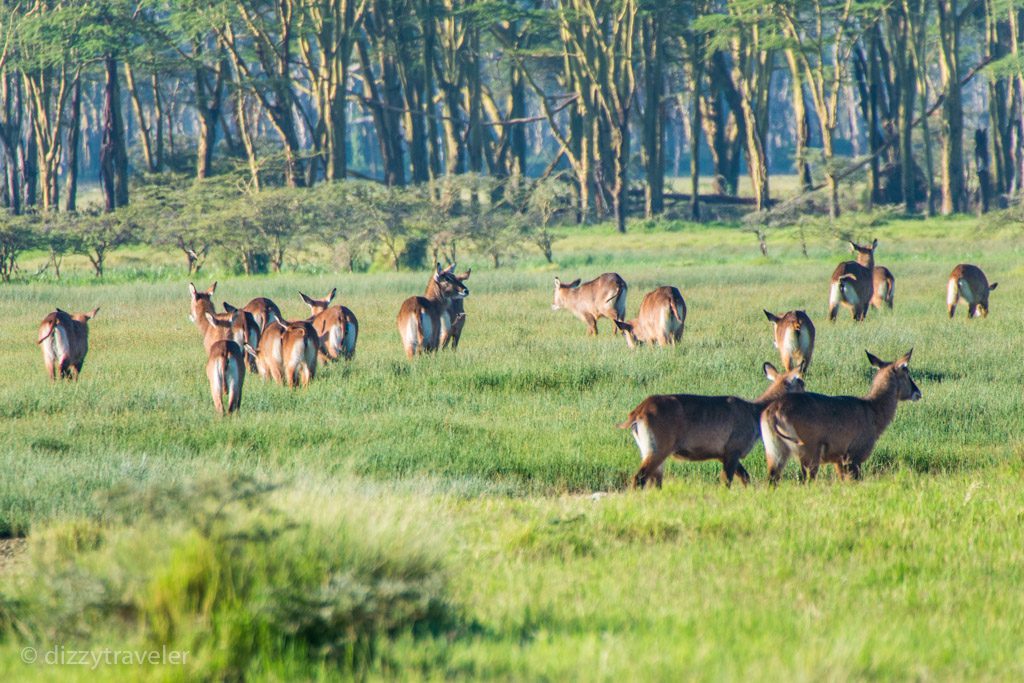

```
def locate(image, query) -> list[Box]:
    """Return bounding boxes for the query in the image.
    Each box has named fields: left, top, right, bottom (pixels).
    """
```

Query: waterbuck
left=397, top=264, right=469, bottom=359
left=828, top=240, right=876, bottom=322
left=206, top=339, right=246, bottom=414
left=223, top=298, right=282, bottom=332
left=761, top=349, right=921, bottom=484
left=872, top=266, right=895, bottom=310
left=763, top=309, right=815, bottom=373
left=188, top=283, right=260, bottom=363
left=614, top=286, right=686, bottom=348
left=552, top=273, right=627, bottom=335
left=37, top=307, right=99, bottom=380
left=435, top=264, right=470, bottom=349
left=619, top=363, right=805, bottom=488
left=299, top=289, right=359, bottom=361
left=947, top=264, right=998, bottom=319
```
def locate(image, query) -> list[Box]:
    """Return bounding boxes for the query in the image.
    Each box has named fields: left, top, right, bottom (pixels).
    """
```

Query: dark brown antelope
left=614, top=286, right=686, bottom=348
left=619, top=363, right=805, bottom=488
left=552, top=273, right=627, bottom=335
left=299, top=289, right=359, bottom=361
left=434, top=264, right=470, bottom=349
left=761, top=350, right=921, bottom=484
left=37, top=307, right=99, bottom=380
left=397, top=264, right=469, bottom=359
left=947, top=264, right=998, bottom=319
left=763, top=310, right=815, bottom=372
left=206, top=339, right=246, bottom=414
left=188, top=283, right=260, bottom=360
left=828, top=240, right=876, bottom=322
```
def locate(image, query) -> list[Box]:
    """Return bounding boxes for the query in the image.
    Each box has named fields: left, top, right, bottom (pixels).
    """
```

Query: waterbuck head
left=974, top=282, right=998, bottom=318
left=188, top=281, right=217, bottom=323
left=762, top=361, right=806, bottom=397
left=432, top=263, right=469, bottom=301
left=300, top=288, right=337, bottom=315
left=613, top=319, right=639, bottom=348
left=552, top=277, right=581, bottom=310
left=849, top=239, right=878, bottom=267
left=866, top=349, right=921, bottom=401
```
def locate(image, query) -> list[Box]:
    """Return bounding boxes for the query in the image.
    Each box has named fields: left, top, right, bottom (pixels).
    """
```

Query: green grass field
left=1, top=214, right=1023, bottom=680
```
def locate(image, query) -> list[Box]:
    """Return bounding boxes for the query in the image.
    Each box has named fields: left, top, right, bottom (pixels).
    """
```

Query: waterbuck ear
left=223, top=301, right=238, bottom=313
left=614, top=320, right=633, bottom=333
left=205, top=312, right=217, bottom=326
left=56, top=307, right=69, bottom=316
left=443, top=263, right=456, bottom=274
left=865, top=350, right=889, bottom=369
left=207, top=282, right=217, bottom=295
left=299, top=292, right=315, bottom=306
left=189, top=282, right=198, bottom=299
left=763, top=362, right=779, bottom=381
left=554, top=276, right=562, bottom=287
left=848, top=241, right=857, bottom=252
left=567, top=278, right=582, bottom=288
left=86, top=307, right=100, bottom=320
left=327, top=288, right=337, bottom=303
left=763, top=309, right=779, bottom=323
left=989, top=282, right=998, bottom=291
left=435, top=262, right=443, bottom=275
left=897, top=348, right=913, bottom=368
left=872, top=238, right=878, bottom=249
left=458, top=268, right=471, bottom=281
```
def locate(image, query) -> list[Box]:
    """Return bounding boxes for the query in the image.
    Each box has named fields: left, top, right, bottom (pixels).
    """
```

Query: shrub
left=0, top=476, right=455, bottom=679
left=0, top=213, right=40, bottom=282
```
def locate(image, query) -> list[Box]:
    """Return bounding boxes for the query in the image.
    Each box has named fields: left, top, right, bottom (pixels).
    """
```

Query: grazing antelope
left=223, top=297, right=282, bottom=332
left=828, top=239, right=876, bottom=322
left=619, top=363, right=805, bottom=489
left=397, top=264, right=469, bottom=359
left=614, top=286, right=686, bottom=348
left=761, top=349, right=921, bottom=484
left=188, top=283, right=260, bottom=359
left=248, top=321, right=286, bottom=384
left=206, top=339, right=246, bottom=415
left=37, top=307, right=99, bottom=380
left=552, top=273, right=627, bottom=335
left=947, top=264, right=998, bottom=319
left=299, top=289, right=359, bottom=361
left=434, top=264, right=470, bottom=349
left=871, top=266, right=895, bottom=310
left=763, top=310, right=815, bottom=372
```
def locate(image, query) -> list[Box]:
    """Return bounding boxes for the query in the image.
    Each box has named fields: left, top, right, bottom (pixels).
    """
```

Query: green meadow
left=1, top=214, right=1023, bottom=680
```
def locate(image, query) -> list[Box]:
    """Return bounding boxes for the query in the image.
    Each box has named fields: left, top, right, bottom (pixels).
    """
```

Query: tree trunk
left=100, top=56, right=129, bottom=211
left=641, top=15, right=664, bottom=217
left=124, top=63, right=156, bottom=173
left=938, top=0, right=965, bottom=214
left=65, top=78, right=81, bottom=212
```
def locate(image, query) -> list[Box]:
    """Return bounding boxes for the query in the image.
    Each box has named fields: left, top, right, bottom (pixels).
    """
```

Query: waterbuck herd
left=36, top=241, right=996, bottom=486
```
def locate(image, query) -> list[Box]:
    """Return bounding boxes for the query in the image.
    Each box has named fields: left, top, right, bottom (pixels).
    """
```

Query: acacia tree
left=776, top=0, right=881, bottom=218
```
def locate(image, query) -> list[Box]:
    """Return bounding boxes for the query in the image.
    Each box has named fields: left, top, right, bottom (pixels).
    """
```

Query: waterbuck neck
left=865, top=371, right=901, bottom=433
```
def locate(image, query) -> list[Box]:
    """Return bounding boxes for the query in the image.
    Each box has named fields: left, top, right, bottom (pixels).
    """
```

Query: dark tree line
left=0, top=0, right=1022, bottom=232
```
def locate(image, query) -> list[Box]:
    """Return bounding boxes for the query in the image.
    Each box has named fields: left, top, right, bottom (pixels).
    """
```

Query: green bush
left=0, top=477, right=456, bottom=679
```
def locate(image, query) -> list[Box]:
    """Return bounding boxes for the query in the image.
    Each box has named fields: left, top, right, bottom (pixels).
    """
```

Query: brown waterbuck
left=828, top=239, right=876, bottom=322
left=434, top=264, right=470, bottom=349
left=761, top=349, right=921, bottom=484
left=397, top=264, right=469, bottom=359
left=552, top=273, right=627, bottom=335
left=763, top=310, right=815, bottom=372
left=871, top=266, right=895, bottom=310
left=222, top=297, right=282, bottom=332
left=246, top=319, right=319, bottom=387
left=614, top=286, right=686, bottom=348
left=299, top=289, right=359, bottom=361
left=37, top=307, right=99, bottom=380
left=947, top=264, right=998, bottom=319
left=206, top=339, right=246, bottom=414
left=619, top=363, right=805, bottom=488
left=188, top=283, right=261, bottom=362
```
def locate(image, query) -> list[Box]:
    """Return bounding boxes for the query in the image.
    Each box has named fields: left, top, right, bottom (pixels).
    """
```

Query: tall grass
left=1, top=215, right=1023, bottom=679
